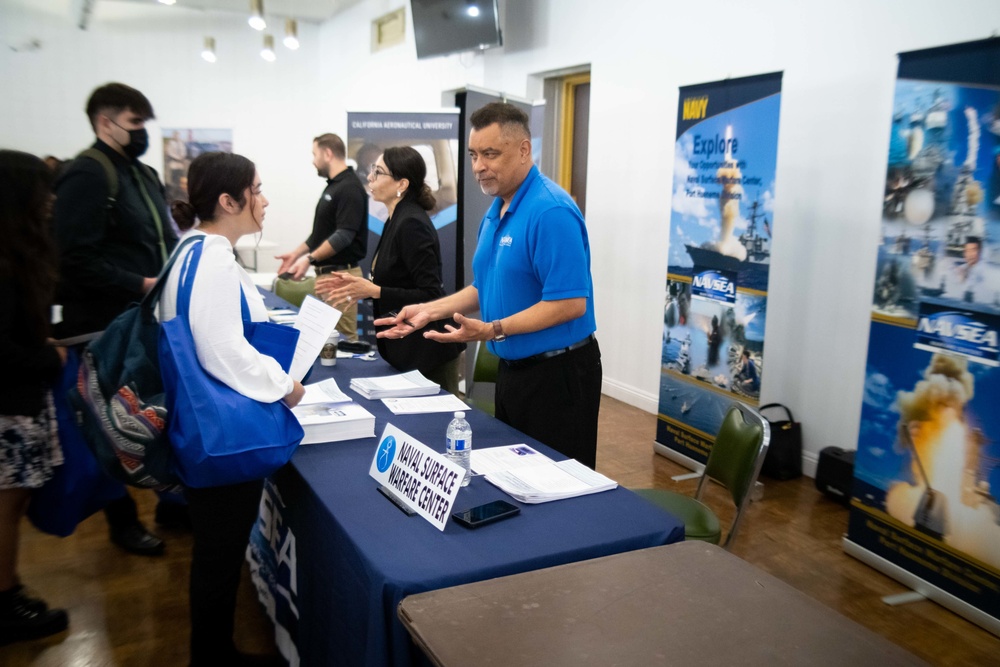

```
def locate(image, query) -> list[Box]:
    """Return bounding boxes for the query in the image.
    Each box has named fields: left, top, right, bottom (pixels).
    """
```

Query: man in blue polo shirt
left=375, top=102, right=602, bottom=469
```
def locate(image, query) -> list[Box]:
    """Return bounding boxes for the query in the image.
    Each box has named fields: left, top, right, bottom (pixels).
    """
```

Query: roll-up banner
left=346, top=111, right=461, bottom=341
left=847, top=37, right=1000, bottom=635
left=655, top=72, right=783, bottom=467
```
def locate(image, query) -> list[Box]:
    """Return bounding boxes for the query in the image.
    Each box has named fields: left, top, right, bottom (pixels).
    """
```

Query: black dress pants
left=496, top=338, right=602, bottom=469
left=185, top=478, right=264, bottom=664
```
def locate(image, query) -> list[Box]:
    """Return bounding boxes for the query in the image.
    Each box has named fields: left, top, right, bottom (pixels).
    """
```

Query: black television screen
left=411, top=0, right=502, bottom=59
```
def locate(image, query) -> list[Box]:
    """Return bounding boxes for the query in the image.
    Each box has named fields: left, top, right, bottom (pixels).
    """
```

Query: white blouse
left=158, top=231, right=293, bottom=403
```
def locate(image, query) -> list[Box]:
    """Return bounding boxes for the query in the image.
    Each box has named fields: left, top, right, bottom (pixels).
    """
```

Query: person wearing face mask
left=51, top=82, right=178, bottom=557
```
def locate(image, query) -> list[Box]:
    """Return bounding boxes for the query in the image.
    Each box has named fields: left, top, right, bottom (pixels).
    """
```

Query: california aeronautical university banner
left=346, top=111, right=460, bottom=341
left=848, top=37, right=1000, bottom=634
left=655, top=72, right=782, bottom=465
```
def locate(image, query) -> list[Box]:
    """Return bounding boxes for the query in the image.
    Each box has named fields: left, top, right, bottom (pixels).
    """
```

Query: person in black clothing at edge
left=52, top=83, right=179, bottom=556
left=275, top=133, right=368, bottom=341
left=0, top=150, right=70, bottom=646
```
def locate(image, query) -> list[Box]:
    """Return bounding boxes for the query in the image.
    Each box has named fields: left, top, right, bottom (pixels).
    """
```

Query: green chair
left=467, top=343, right=500, bottom=416
left=634, top=403, right=770, bottom=549
left=272, top=276, right=316, bottom=308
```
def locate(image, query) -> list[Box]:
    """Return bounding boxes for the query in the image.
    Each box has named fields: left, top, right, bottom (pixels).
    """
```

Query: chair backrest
left=272, top=276, right=316, bottom=308
left=696, top=403, right=770, bottom=547
left=473, top=343, right=500, bottom=384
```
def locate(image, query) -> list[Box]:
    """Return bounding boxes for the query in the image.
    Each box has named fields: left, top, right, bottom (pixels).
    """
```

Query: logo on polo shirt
left=500, top=235, right=513, bottom=247
left=324, top=193, right=332, bottom=201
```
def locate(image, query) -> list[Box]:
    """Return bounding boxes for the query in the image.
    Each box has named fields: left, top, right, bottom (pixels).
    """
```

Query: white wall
left=3, top=0, right=999, bottom=474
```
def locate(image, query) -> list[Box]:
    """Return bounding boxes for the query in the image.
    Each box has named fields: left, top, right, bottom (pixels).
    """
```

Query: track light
left=467, top=4, right=480, bottom=17
left=201, top=36, right=217, bottom=63
left=283, top=18, right=299, bottom=50
left=249, top=0, right=266, bottom=31
left=261, top=34, right=276, bottom=61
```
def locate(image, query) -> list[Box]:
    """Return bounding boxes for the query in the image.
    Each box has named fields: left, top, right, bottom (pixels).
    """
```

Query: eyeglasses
left=369, top=166, right=392, bottom=179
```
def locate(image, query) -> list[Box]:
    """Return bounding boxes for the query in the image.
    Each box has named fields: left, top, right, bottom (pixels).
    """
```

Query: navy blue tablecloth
left=250, top=291, right=684, bottom=667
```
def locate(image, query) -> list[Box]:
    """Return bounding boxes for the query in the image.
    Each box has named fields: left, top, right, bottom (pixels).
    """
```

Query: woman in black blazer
left=317, top=146, right=463, bottom=393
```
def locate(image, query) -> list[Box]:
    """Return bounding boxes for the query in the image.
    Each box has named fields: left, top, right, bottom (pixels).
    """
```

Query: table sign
left=369, top=423, right=465, bottom=531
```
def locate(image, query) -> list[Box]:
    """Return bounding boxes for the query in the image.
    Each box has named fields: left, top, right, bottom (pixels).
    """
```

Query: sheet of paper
left=288, top=295, right=342, bottom=381
left=299, top=378, right=353, bottom=406
left=382, top=394, right=469, bottom=415
left=470, top=445, right=552, bottom=475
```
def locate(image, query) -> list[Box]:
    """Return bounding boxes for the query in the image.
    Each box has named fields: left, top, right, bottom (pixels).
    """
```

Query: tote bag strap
left=175, top=237, right=255, bottom=337
left=143, top=235, right=203, bottom=315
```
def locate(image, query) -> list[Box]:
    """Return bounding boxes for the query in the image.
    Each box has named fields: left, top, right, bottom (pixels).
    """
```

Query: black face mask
left=122, top=127, right=149, bottom=159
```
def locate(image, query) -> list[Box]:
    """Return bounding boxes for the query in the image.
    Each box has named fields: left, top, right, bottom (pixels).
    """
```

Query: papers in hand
left=471, top=445, right=618, bottom=504
left=288, top=295, right=342, bottom=381
left=382, top=394, right=468, bottom=415
left=292, top=378, right=375, bottom=444
left=350, top=370, right=440, bottom=400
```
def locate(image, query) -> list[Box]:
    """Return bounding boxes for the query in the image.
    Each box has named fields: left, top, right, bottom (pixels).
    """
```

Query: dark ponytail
left=382, top=146, right=436, bottom=212
left=171, top=200, right=197, bottom=231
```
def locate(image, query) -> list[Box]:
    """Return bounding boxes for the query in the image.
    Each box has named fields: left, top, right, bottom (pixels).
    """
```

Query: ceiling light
left=283, top=18, right=299, bottom=50
left=201, top=36, right=217, bottom=63
left=261, top=34, right=276, bottom=61
left=249, top=0, right=266, bottom=31
left=158, top=0, right=176, bottom=5
left=467, top=4, right=480, bottom=17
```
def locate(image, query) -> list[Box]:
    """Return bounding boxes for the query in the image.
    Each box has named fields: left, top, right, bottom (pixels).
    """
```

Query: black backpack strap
left=141, top=235, right=204, bottom=312
left=76, top=147, right=118, bottom=202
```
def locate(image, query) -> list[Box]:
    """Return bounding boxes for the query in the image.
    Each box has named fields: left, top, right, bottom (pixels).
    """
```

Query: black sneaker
left=0, top=589, right=68, bottom=645
left=109, top=522, right=166, bottom=556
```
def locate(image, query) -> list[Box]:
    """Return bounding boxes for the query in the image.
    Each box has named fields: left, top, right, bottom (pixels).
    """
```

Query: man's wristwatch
left=491, top=320, right=507, bottom=342
left=306, top=253, right=317, bottom=266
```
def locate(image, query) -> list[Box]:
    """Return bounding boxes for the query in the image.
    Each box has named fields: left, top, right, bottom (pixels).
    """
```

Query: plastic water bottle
left=446, top=411, right=472, bottom=487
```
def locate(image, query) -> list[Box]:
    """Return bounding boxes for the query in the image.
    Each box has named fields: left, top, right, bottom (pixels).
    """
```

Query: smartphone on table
left=452, top=500, right=520, bottom=529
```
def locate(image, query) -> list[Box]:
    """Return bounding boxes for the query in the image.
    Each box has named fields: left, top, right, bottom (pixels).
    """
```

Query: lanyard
left=131, top=165, right=168, bottom=264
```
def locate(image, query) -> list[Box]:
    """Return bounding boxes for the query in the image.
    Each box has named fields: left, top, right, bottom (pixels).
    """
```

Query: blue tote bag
left=27, top=347, right=128, bottom=536
left=159, top=239, right=304, bottom=488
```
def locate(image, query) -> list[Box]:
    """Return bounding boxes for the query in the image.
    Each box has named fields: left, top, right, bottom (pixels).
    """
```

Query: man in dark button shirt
left=52, top=82, right=177, bottom=557
left=276, top=133, right=368, bottom=341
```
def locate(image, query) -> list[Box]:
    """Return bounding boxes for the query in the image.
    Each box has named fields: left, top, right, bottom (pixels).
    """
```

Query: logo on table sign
left=499, top=235, right=513, bottom=248
left=915, top=308, right=999, bottom=367
left=376, top=435, right=397, bottom=473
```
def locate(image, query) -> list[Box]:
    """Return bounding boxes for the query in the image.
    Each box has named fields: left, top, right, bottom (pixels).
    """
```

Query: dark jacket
left=0, top=283, right=61, bottom=416
left=52, top=140, right=177, bottom=337
left=371, top=199, right=463, bottom=374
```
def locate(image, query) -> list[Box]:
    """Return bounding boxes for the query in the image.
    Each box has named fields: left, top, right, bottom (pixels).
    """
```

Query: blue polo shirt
left=472, top=166, right=596, bottom=360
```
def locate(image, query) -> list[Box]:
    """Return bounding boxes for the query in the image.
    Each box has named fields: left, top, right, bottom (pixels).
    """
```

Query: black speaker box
left=815, top=447, right=855, bottom=505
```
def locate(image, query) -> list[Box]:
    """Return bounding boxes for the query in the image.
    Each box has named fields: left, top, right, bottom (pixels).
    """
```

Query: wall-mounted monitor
left=411, top=0, right=502, bottom=60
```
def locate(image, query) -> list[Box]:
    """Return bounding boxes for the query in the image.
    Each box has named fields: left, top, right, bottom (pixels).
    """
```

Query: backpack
left=68, top=236, right=199, bottom=491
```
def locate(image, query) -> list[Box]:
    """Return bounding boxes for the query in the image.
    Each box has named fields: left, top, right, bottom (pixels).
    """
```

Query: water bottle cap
left=454, top=411, right=465, bottom=419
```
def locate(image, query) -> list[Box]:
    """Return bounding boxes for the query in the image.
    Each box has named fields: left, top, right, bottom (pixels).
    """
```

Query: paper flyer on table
left=382, top=394, right=468, bottom=415
left=299, top=378, right=353, bottom=406
left=470, top=444, right=552, bottom=475
left=288, top=295, right=342, bottom=381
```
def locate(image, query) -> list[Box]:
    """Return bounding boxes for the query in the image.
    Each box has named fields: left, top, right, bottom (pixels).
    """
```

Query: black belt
left=502, top=333, right=597, bottom=369
left=316, top=262, right=360, bottom=274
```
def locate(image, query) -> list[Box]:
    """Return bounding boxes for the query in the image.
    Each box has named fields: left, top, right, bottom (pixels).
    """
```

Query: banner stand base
left=882, top=591, right=926, bottom=606
left=843, top=537, right=1000, bottom=637
left=653, top=441, right=705, bottom=475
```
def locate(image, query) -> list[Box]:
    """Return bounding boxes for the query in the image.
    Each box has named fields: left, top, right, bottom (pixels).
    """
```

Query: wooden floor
left=4, top=395, right=1000, bottom=665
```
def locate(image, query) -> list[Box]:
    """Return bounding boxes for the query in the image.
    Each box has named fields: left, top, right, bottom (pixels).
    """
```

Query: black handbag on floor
left=758, top=403, right=802, bottom=480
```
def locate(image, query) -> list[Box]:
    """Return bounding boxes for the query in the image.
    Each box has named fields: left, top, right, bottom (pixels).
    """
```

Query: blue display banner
left=851, top=37, right=1000, bottom=635
left=656, top=72, right=782, bottom=463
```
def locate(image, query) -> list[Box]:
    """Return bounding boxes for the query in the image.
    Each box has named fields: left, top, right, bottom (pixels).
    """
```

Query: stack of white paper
left=472, top=445, right=618, bottom=504
left=349, top=370, right=440, bottom=400
left=382, top=394, right=468, bottom=415
left=292, top=378, right=376, bottom=444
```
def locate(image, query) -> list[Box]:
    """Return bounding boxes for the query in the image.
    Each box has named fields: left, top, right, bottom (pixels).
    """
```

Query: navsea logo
left=682, top=96, right=708, bottom=120
left=499, top=235, right=513, bottom=248
left=915, top=309, right=999, bottom=367
left=691, top=269, right=737, bottom=305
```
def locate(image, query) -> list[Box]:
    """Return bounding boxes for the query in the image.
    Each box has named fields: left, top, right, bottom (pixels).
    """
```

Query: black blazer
left=371, top=199, right=463, bottom=374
